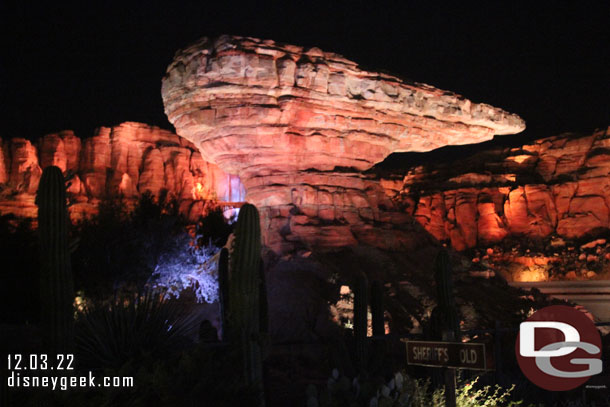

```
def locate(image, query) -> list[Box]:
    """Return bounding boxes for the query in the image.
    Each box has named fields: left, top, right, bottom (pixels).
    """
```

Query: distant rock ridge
left=0, top=121, right=245, bottom=220
left=162, top=35, right=525, bottom=254
left=381, top=126, right=610, bottom=250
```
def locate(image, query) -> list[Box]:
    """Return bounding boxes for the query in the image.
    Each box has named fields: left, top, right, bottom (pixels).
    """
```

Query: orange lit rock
left=9, top=138, right=41, bottom=194
left=138, top=147, right=165, bottom=197
left=388, top=126, right=610, bottom=250
left=581, top=239, right=607, bottom=249
left=557, top=195, right=608, bottom=237
left=39, top=133, right=65, bottom=171
left=504, top=185, right=556, bottom=237
left=80, top=127, right=111, bottom=198
left=512, top=256, right=553, bottom=267
left=162, top=35, right=524, bottom=253
left=0, top=122, right=245, bottom=220
left=38, top=130, right=82, bottom=174
left=0, top=140, right=8, bottom=184
left=512, top=267, right=549, bottom=282
left=414, top=193, right=446, bottom=241
left=477, top=201, right=508, bottom=243
left=160, top=146, right=194, bottom=201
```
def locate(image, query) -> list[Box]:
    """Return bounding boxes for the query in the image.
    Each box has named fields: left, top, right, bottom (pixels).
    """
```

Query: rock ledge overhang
left=162, top=35, right=525, bottom=253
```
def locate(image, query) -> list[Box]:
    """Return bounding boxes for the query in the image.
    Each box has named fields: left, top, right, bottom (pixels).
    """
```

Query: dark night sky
left=2, top=1, right=609, bottom=146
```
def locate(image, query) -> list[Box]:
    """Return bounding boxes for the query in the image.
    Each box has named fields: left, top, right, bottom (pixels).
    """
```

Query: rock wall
left=0, top=122, right=245, bottom=220
left=383, top=127, right=610, bottom=251
left=162, top=35, right=524, bottom=254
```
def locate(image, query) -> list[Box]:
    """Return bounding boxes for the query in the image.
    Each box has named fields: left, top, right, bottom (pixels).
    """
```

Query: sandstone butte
left=383, top=126, right=610, bottom=251
left=0, top=122, right=244, bottom=220
left=161, top=35, right=525, bottom=254
left=3, top=121, right=608, bottom=262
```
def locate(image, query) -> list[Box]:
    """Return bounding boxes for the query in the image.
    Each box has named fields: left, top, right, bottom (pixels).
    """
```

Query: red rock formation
left=162, top=35, right=524, bottom=253
left=0, top=140, right=8, bottom=184
left=0, top=122, right=245, bottom=220
left=9, top=138, right=42, bottom=195
left=385, top=127, right=610, bottom=250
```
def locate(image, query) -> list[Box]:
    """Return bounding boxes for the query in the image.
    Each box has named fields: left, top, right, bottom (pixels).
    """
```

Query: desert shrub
left=74, top=290, right=200, bottom=369
left=196, top=204, right=234, bottom=247
left=72, top=195, right=182, bottom=299
left=72, top=194, right=232, bottom=302
left=148, top=232, right=220, bottom=303
left=308, top=370, right=522, bottom=407
left=0, top=194, right=232, bottom=320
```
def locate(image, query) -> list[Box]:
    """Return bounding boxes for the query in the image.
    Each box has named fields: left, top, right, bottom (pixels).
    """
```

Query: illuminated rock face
left=0, top=122, right=245, bottom=219
left=162, top=35, right=524, bottom=253
left=388, top=127, right=610, bottom=250
left=0, top=140, right=7, bottom=184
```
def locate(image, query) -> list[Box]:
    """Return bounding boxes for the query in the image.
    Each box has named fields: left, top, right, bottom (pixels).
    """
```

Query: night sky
left=2, top=1, right=609, bottom=147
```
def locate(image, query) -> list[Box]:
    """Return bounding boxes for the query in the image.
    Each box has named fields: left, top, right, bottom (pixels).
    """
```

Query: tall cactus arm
left=218, top=247, right=230, bottom=341
left=227, top=203, right=265, bottom=405
left=37, top=166, right=75, bottom=356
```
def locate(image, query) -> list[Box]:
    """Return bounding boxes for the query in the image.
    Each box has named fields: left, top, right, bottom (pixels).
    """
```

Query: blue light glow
left=149, top=233, right=220, bottom=303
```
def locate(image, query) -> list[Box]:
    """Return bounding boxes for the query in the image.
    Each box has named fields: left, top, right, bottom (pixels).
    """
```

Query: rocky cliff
left=162, top=35, right=524, bottom=254
left=383, top=127, right=610, bottom=249
left=0, top=122, right=245, bottom=220
left=378, top=127, right=610, bottom=281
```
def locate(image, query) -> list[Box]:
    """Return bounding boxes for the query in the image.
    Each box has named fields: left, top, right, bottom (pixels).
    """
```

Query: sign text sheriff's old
left=404, top=340, right=487, bottom=370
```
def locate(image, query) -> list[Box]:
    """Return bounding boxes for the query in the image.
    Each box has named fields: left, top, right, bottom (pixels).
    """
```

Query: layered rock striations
left=382, top=127, right=610, bottom=251
left=0, top=122, right=245, bottom=220
left=162, top=35, right=524, bottom=253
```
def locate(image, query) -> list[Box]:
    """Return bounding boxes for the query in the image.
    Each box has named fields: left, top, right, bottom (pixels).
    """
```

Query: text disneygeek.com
left=7, top=371, right=134, bottom=391
left=6, top=354, right=133, bottom=391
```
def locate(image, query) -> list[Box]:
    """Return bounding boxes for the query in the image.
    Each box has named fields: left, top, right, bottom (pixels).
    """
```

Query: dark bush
left=0, top=215, right=40, bottom=324
left=75, top=291, right=199, bottom=369
left=0, top=195, right=233, bottom=324
left=72, top=194, right=231, bottom=301
left=196, top=205, right=233, bottom=247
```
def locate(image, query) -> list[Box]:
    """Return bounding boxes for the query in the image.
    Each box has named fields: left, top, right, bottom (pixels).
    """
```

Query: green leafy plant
left=453, top=377, right=521, bottom=407
left=309, top=371, right=522, bottom=407
left=406, top=374, right=523, bottom=407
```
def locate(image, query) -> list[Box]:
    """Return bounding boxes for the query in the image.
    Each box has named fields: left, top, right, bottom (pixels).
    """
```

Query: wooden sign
left=404, top=340, right=488, bottom=370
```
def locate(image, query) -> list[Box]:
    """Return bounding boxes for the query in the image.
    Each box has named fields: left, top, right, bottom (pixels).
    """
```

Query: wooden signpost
left=403, top=339, right=490, bottom=407
left=404, top=340, right=487, bottom=370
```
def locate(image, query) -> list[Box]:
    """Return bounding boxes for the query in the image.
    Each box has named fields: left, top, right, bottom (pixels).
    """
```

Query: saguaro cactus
left=218, top=247, right=230, bottom=341
left=352, top=271, right=368, bottom=372
left=37, top=166, right=75, bottom=355
left=430, top=249, right=460, bottom=340
left=258, top=259, right=269, bottom=336
left=228, top=203, right=265, bottom=404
